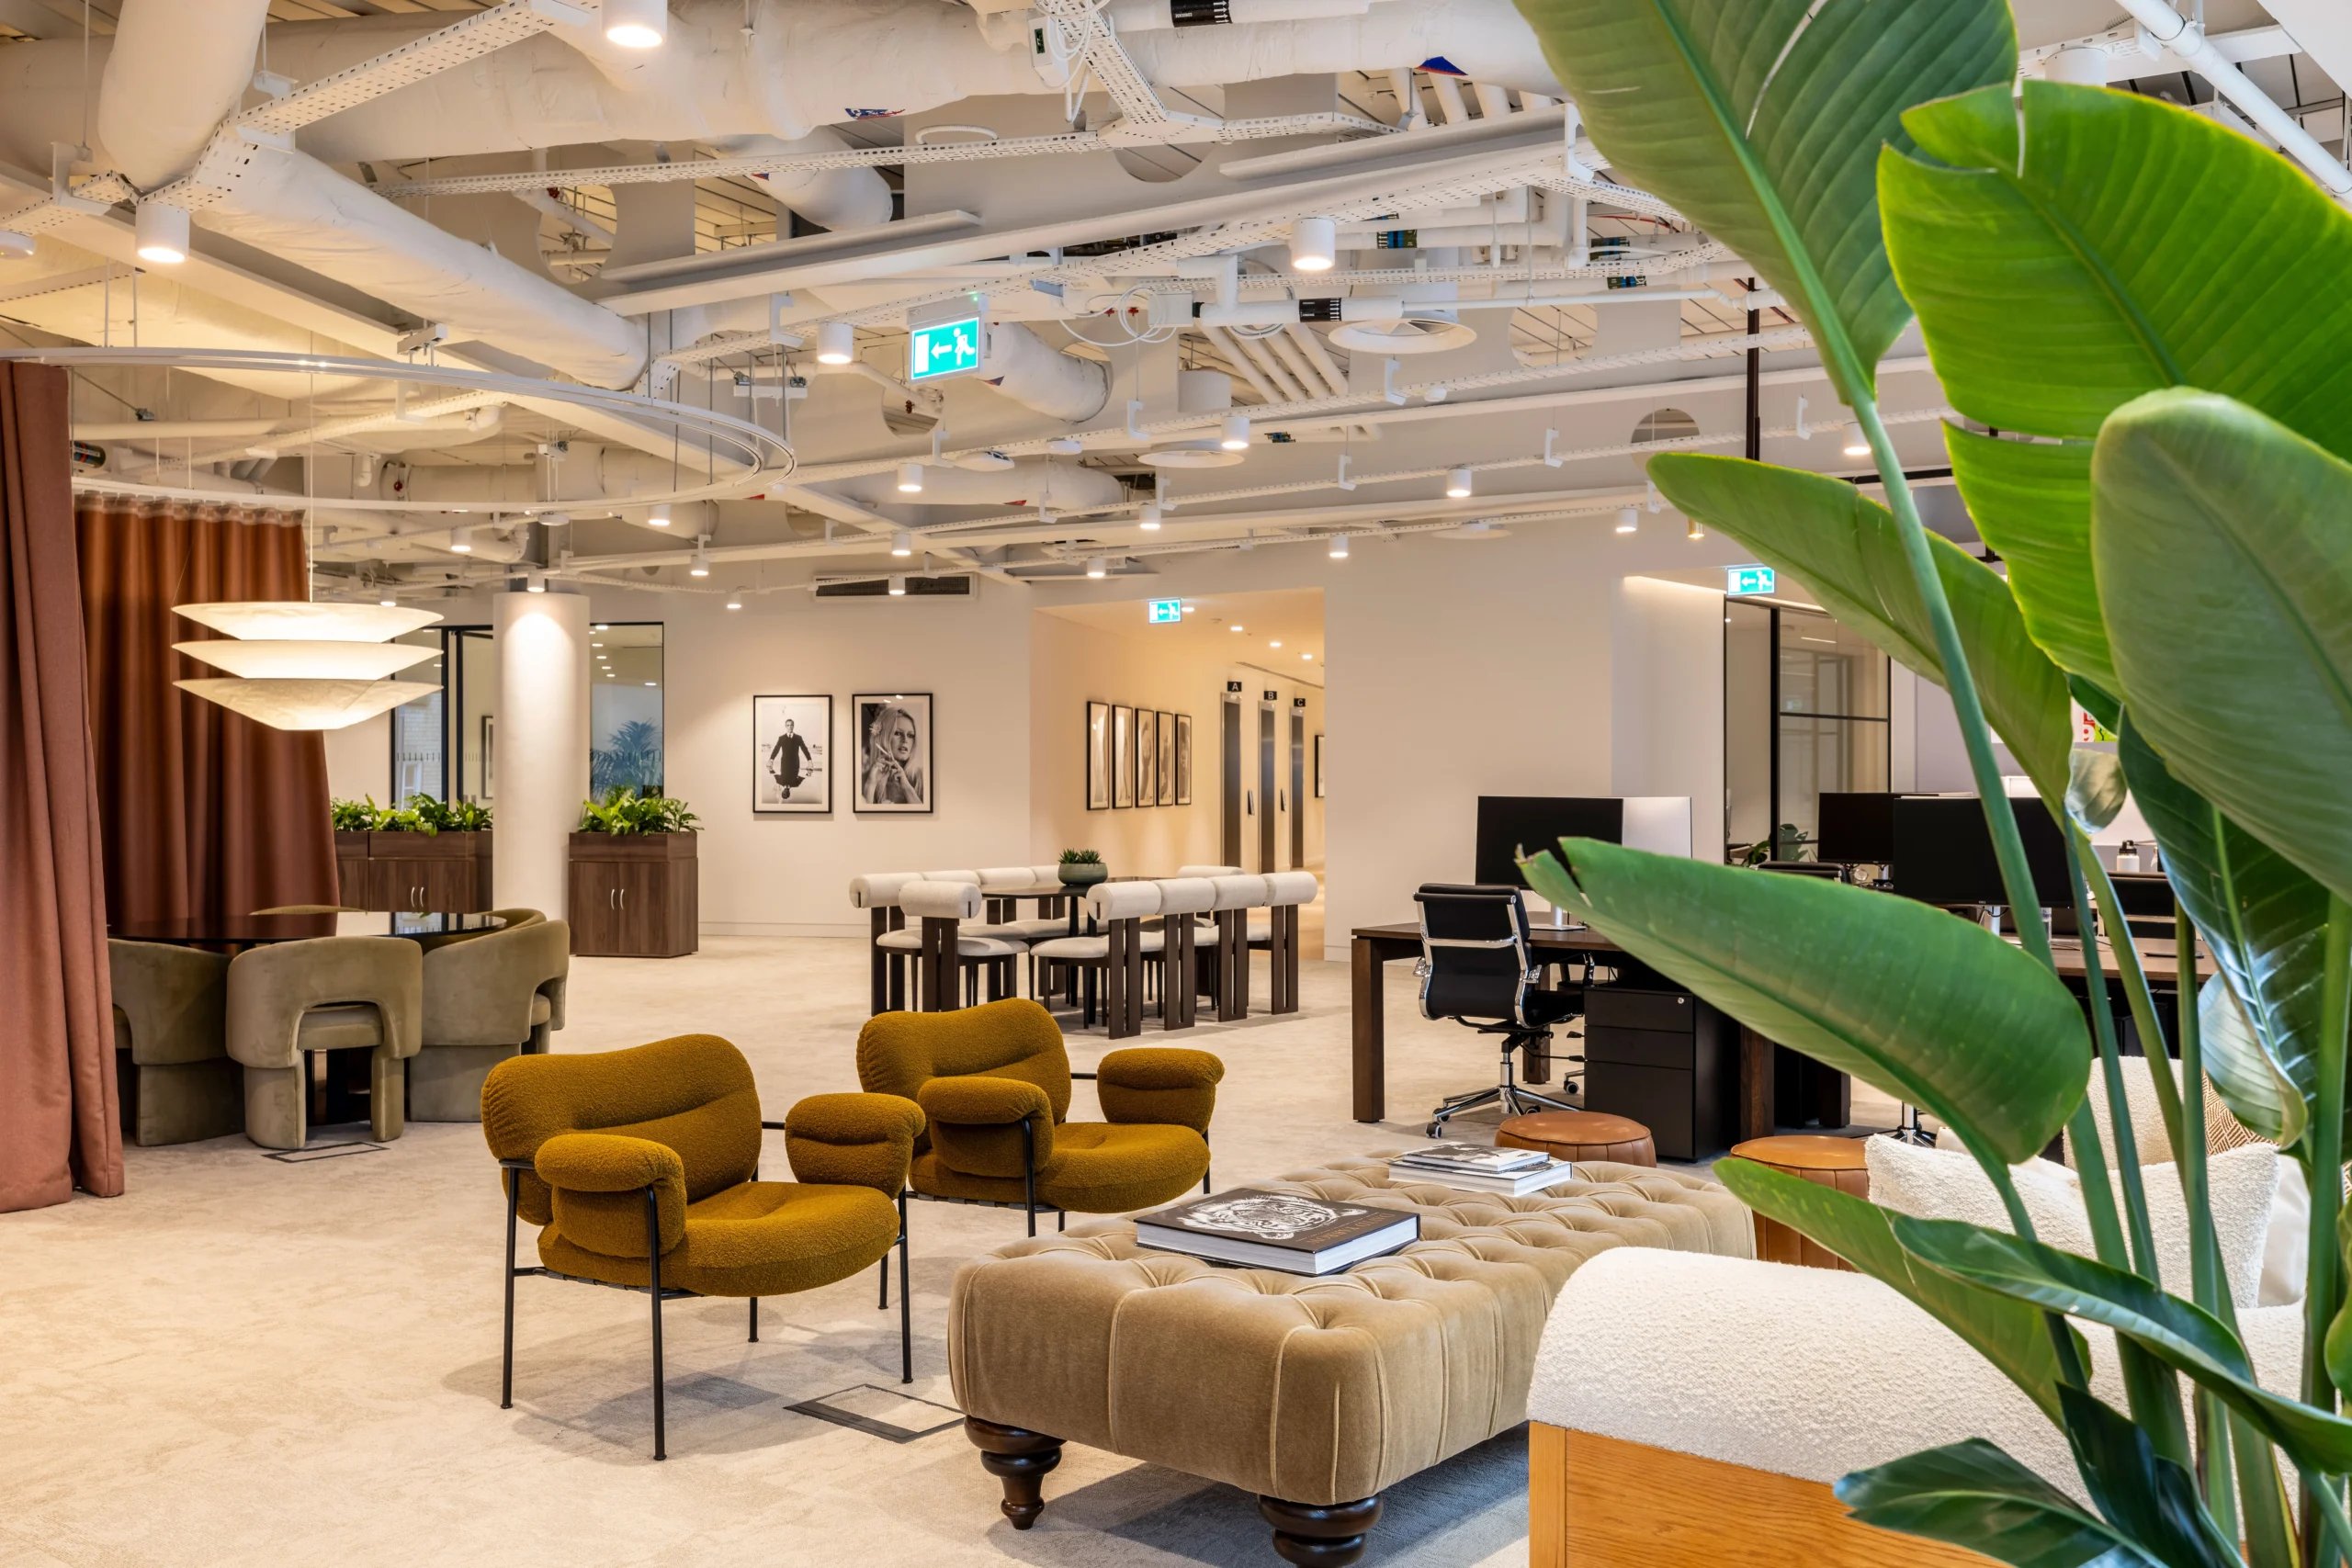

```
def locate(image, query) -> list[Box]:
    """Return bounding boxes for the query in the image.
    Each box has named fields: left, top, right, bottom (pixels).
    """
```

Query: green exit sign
left=1146, top=599, right=1182, bottom=624
left=1725, top=565, right=1775, bottom=597
left=909, top=317, right=982, bottom=381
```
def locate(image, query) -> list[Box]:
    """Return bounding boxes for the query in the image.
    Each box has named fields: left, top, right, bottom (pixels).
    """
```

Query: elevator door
left=1258, top=704, right=1276, bottom=874
left=1220, top=698, right=1243, bottom=866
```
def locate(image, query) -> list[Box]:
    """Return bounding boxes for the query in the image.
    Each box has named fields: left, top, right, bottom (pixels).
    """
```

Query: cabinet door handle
left=608, top=888, right=616, bottom=908
left=618, top=887, right=627, bottom=908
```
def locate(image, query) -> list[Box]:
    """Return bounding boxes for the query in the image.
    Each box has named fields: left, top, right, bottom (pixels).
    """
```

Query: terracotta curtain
left=0, top=363, right=121, bottom=1211
left=76, top=497, right=337, bottom=926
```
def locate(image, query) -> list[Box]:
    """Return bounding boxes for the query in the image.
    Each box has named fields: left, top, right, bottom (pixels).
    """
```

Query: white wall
left=1893, top=665, right=1975, bottom=793
left=322, top=710, right=389, bottom=805
left=1611, top=576, right=1724, bottom=861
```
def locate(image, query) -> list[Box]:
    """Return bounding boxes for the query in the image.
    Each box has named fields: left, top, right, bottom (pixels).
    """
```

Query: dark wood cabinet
left=569, top=833, right=697, bottom=957
left=339, top=831, right=492, bottom=911
left=1583, top=987, right=1736, bottom=1161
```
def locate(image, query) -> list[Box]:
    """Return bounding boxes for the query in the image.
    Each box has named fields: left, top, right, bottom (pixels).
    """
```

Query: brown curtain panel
left=76, top=498, right=337, bottom=927
left=0, top=363, right=122, bottom=1210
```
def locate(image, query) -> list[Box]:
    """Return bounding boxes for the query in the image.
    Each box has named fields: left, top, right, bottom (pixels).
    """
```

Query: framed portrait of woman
left=853, top=693, right=933, bottom=814
left=1156, top=710, right=1177, bottom=806
left=753, top=694, right=831, bottom=814
left=1136, top=709, right=1159, bottom=807
left=1113, top=705, right=1136, bottom=808
left=1086, top=701, right=1111, bottom=810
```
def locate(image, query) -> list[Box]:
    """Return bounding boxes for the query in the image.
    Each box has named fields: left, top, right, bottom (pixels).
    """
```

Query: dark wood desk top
left=112, top=911, right=504, bottom=946
left=1354, top=919, right=1628, bottom=953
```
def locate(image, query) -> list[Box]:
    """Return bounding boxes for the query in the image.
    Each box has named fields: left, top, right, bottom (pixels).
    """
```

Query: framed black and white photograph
left=1086, top=701, right=1111, bottom=810
left=1175, top=714, right=1193, bottom=805
left=753, top=695, right=832, bottom=814
left=1156, top=710, right=1176, bottom=806
left=854, top=692, right=933, bottom=814
left=1113, top=705, right=1136, bottom=809
left=1314, top=733, right=1325, bottom=798
left=1136, top=709, right=1159, bottom=807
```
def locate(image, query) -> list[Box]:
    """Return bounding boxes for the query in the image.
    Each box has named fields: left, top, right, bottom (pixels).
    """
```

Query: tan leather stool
left=1498, top=1109, right=1656, bottom=1167
left=1728, top=1134, right=1868, bottom=1269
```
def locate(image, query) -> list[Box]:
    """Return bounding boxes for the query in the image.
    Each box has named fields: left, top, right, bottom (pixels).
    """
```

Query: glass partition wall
left=1724, top=598, right=1890, bottom=862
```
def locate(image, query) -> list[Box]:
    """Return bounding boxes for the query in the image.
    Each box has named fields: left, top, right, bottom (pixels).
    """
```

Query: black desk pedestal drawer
left=1583, top=988, right=1733, bottom=1161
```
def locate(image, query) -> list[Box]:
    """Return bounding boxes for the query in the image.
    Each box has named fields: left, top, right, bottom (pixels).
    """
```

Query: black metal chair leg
left=748, top=1296, right=759, bottom=1343
left=501, top=1168, right=519, bottom=1410
left=646, top=1186, right=666, bottom=1462
left=878, top=1255, right=889, bottom=1309
left=898, top=1190, right=912, bottom=1384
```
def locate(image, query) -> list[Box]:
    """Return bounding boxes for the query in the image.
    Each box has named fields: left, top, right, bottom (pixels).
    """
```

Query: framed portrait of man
left=1086, top=701, right=1111, bottom=810
left=752, top=695, right=831, bottom=814
left=853, top=693, right=933, bottom=814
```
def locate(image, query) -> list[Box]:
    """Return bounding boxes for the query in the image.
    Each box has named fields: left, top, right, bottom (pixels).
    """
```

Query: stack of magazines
left=1134, top=1189, right=1419, bottom=1276
left=1386, top=1142, right=1581, bottom=1195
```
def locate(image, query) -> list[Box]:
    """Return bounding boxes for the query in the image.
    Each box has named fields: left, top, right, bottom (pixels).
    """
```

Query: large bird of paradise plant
left=1506, top=1, right=2352, bottom=1561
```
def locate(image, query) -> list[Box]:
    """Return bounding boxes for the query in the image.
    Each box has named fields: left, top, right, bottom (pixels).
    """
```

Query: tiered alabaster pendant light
left=172, top=601, right=447, bottom=730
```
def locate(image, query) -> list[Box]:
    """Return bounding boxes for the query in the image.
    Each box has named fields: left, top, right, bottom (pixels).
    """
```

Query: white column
left=492, top=588, right=590, bottom=920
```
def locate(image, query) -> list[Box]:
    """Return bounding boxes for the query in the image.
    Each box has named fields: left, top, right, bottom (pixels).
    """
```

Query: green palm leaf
left=1650, top=454, right=2070, bottom=804
left=2094, top=390, right=2352, bottom=907
left=1511, top=0, right=2014, bottom=406
left=1945, top=432, right=2112, bottom=694
left=1521, top=840, right=2086, bottom=1163
left=1837, top=1438, right=2167, bottom=1568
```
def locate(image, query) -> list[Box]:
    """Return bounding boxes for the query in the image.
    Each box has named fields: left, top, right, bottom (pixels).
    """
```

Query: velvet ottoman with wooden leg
left=946, top=1156, right=1752, bottom=1565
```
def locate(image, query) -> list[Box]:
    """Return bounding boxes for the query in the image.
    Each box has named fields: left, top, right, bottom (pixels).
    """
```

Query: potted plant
left=1057, top=848, right=1108, bottom=888
left=569, top=786, right=700, bottom=957
left=1512, top=3, right=2352, bottom=1562
left=331, top=793, right=493, bottom=910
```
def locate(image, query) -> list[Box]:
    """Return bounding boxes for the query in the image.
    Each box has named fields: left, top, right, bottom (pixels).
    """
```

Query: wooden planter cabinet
left=569, top=832, right=698, bottom=957
left=337, top=830, right=493, bottom=911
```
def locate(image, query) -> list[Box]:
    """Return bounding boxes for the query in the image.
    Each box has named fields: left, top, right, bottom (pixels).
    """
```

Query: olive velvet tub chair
left=481, top=1034, right=925, bottom=1460
left=226, top=935, right=422, bottom=1148
left=110, top=939, right=241, bottom=1145
left=409, top=918, right=571, bottom=1122
left=855, top=998, right=1222, bottom=1238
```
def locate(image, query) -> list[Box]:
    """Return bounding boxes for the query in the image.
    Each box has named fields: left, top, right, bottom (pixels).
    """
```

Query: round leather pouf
left=1496, top=1110, right=1656, bottom=1168
left=1728, top=1134, right=1869, bottom=1270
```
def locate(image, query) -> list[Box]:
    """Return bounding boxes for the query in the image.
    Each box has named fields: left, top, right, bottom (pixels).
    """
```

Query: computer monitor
left=1893, top=795, right=2072, bottom=908
left=1815, top=793, right=1898, bottom=864
left=1475, top=796, right=1623, bottom=887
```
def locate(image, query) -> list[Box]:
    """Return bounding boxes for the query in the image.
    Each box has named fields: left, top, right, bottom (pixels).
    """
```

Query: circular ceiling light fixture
left=1289, top=217, right=1338, bottom=273
left=815, top=321, right=855, bottom=365
left=525, top=570, right=548, bottom=592
left=0, top=230, right=33, bottom=260
left=1328, top=533, right=1350, bottom=558
left=134, top=203, right=188, bottom=265
left=888, top=573, right=907, bottom=596
left=689, top=545, right=711, bottom=577
left=1444, top=466, right=1474, bottom=499
left=1616, top=507, right=1639, bottom=534
left=1138, top=503, right=1161, bottom=531
left=1219, top=414, right=1251, bottom=452
left=890, top=530, right=914, bottom=557
left=1137, top=442, right=1241, bottom=468
left=1328, top=313, right=1476, bottom=355
left=1435, top=519, right=1507, bottom=540
left=603, top=0, right=670, bottom=49
left=897, top=461, right=925, bottom=493
left=726, top=595, right=743, bottom=609
left=170, top=602, right=445, bottom=731
left=646, top=503, right=672, bottom=527
left=1086, top=555, right=1108, bottom=579
left=448, top=525, right=474, bottom=554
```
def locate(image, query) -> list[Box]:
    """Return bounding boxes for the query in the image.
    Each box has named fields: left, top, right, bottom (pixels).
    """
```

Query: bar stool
left=851, top=872, right=918, bottom=1016
left=875, top=880, right=1027, bottom=1010
left=1202, top=874, right=1269, bottom=1021
left=1029, top=881, right=1163, bottom=1037
left=1255, top=871, right=1318, bottom=1015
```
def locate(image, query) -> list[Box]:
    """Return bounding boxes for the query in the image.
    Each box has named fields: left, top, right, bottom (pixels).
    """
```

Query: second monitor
left=1475, top=795, right=1692, bottom=886
left=1892, top=794, right=2072, bottom=908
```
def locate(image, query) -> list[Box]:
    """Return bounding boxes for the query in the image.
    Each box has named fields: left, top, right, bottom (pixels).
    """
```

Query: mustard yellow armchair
left=481, top=1033, right=923, bottom=1460
left=854, top=998, right=1222, bottom=1237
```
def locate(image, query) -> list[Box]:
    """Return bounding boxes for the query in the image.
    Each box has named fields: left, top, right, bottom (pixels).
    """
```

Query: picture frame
left=1136, top=709, right=1159, bottom=808
left=1085, top=700, right=1111, bottom=810
left=853, top=693, right=933, bottom=814
left=753, top=695, right=832, bottom=814
left=1174, top=714, right=1193, bottom=805
left=1113, top=705, right=1136, bottom=809
left=1156, top=710, right=1176, bottom=806
left=1314, top=733, right=1325, bottom=798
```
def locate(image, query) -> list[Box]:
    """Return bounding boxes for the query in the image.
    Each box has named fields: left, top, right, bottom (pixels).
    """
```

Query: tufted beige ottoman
left=948, top=1156, right=1750, bottom=1564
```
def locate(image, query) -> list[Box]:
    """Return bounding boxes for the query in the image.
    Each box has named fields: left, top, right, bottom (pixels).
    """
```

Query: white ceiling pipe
left=95, top=0, right=274, bottom=190
left=1106, top=0, right=1370, bottom=31
left=982, top=321, right=1111, bottom=423
left=832, top=460, right=1126, bottom=511
left=707, top=130, right=895, bottom=232
left=2114, top=0, right=2352, bottom=196
left=1200, top=324, right=1286, bottom=406
left=1472, top=82, right=1514, bottom=120
left=1198, top=296, right=1404, bottom=328
left=1263, top=330, right=1329, bottom=402
left=515, top=187, right=617, bottom=245
left=1427, top=73, right=1471, bottom=125
left=1237, top=332, right=1311, bottom=401
left=1286, top=322, right=1351, bottom=398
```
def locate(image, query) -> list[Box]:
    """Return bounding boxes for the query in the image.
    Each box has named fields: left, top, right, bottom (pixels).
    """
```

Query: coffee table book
left=1386, top=1157, right=1581, bottom=1197
left=1134, top=1189, right=1419, bottom=1275
left=1387, top=1141, right=1549, bottom=1176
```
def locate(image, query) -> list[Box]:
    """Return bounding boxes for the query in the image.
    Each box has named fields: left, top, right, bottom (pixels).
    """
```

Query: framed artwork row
left=749, top=692, right=935, bottom=815
left=1087, top=701, right=1190, bottom=810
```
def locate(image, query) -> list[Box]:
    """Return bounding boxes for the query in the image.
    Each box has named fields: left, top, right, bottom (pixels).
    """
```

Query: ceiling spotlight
left=449, top=525, right=473, bottom=554
left=1302, top=652, right=1313, bottom=660
left=603, top=0, right=669, bottom=49
left=1425, top=385, right=1449, bottom=403
left=1842, top=436, right=1871, bottom=457
left=594, top=623, right=609, bottom=631
left=378, top=592, right=397, bottom=608
left=888, top=573, right=907, bottom=596
left=1616, top=507, right=1638, bottom=535
left=891, top=530, right=914, bottom=557
left=1139, top=503, right=1161, bottom=531
left=1328, top=534, right=1350, bottom=559
left=134, top=203, right=188, bottom=265
left=689, top=546, right=711, bottom=577
left=1219, top=414, right=1251, bottom=452
left=726, top=596, right=743, bottom=610
left=897, top=461, right=925, bottom=493
left=1230, top=625, right=1244, bottom=632
left=539, top=512, right=571, bottom=527
left=647, top=503, right=672, bottom=527
left=1086, top=555, right=1108, bottom=579
left=815, top=320, right=854, bottom=365
left=1445, top=466, right=1473, bottom=498
left=1688, top=517, right=1705, bottom=541
left=1270, top=639, right=1282, bottom=649
left=525, top=570, right=547, bottom=592
left=1289, top=216, right=1338, bottom=273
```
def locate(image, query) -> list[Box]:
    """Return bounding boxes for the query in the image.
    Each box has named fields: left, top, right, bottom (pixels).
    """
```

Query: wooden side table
left=1727, top=1134, right=1869, bottom=1270
left=1497, top=1110, right=1657, bottom=1168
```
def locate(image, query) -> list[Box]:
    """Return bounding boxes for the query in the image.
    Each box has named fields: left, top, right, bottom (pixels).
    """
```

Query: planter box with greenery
left=1504, top=4, right=2352, bottom=1562
left=568, top=788, right=699, bottom=958
left=329, top=795, right=493, bottom=911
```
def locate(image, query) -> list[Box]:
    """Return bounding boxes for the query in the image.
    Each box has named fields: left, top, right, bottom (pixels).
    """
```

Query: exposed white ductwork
left=707, top=130, right=895, bottom=233
left=96, top=0, right=273, bottom=192
left=1106, top=0, right=1372, bottom=31
left=832, top=459, right=1125, bottom=511
left=2110, top=0, right=2352, bottom=196
left=984, top=322, right=1112, bottom=423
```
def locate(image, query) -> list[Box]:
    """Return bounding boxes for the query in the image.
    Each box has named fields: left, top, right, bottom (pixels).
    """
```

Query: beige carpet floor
left=0, top=934, right=1563, bottom=1568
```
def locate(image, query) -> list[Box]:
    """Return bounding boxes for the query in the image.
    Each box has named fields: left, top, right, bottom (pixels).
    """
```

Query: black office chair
left=1413, top=884, right=1583, bottom=1137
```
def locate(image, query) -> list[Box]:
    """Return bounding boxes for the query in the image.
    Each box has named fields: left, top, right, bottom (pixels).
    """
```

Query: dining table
left=110, top=910, right=505, bottom=947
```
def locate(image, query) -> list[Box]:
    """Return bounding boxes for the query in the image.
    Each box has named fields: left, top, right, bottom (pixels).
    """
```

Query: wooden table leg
left=1270, top=905, right=1298, bottom=1014
left=1351, top=936, right=1384, bottom=1122
left=1107, top=919, right=1142, bottom=1039
left=1739, top=1024, right=1776, bottom=1141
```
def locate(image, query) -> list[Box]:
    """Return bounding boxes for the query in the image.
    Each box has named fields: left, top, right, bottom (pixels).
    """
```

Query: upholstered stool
left=949, top=1155, right=1751, bottom=1565
left=1498, top=1110, right=1657, bottom=1167
left=1726, top=1134, right=1869, bottom=1270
